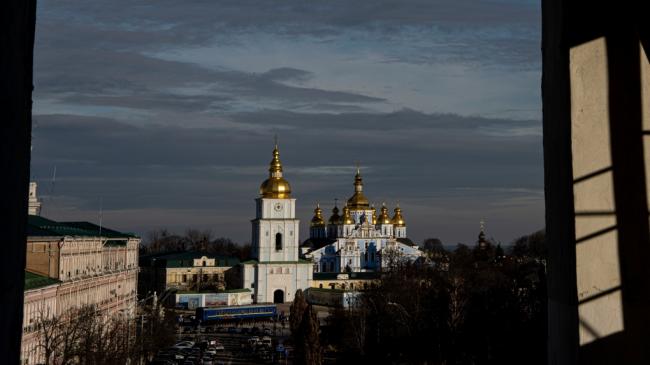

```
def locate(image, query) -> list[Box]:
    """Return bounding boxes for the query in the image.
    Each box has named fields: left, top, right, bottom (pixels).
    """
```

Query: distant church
left=242, top=143, right=422, bottom=304
left=301, top=169, right=422, bottom=273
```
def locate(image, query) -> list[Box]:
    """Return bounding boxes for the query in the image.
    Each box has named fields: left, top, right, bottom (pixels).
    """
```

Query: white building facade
left=242, top=145, right=312, bottom=303
left=21, top=216, right=139, bottom=365
left=302, top=170, right=422, bottom=273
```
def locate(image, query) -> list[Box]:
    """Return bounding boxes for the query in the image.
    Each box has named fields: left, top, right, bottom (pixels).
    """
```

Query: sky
left=31, top=0, right=543, bottom=246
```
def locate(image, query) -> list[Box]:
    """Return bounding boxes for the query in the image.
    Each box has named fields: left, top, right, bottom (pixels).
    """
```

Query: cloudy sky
left=31, top=0, right=543, bottom=246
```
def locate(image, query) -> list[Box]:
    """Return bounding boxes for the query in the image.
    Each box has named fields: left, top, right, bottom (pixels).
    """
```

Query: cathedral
left=300, top=168, right=423, bottom=273
left=242, top=143, right=422, bottom=304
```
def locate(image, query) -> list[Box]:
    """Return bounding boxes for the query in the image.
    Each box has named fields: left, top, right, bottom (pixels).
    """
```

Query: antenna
left=42, top=165, right=57, bottom=217
left=480, top=219, right=486, bottom=233
left=98, top=197, right=103, bottom=239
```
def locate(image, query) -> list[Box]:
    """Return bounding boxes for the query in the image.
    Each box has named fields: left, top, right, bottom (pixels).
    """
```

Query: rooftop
left=140, top=251, right=240, bottom=268
left=27, top=215, right=137, bottom=239
left=24, top=271, right=60, bottom=291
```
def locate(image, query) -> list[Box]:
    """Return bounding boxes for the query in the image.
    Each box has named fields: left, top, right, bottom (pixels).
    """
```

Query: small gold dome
left=311, top=203, right=325, bottom=227
left=377, top=203, right=392, bottom=224
left=342, top=205, right=354, bottom=225
left=259, top=144, right=292, bottom=198
left=371, top=205, right=377, bottom=224
left=392, top=205, right=406, bottom=227
left=347, top=168, right=370, bottom=209
left=329, top=205, right=341, bottom=224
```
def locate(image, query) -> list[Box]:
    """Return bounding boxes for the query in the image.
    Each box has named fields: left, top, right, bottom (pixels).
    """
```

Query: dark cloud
left=35, top=47, right=384, bottom=113
left=261, top=68, right=313, bottom=82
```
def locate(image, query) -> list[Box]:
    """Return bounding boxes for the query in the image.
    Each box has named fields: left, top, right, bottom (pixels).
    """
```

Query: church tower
left=242, top=142, right=312, bottom=304
left=251, top=143, right=300, bottom=262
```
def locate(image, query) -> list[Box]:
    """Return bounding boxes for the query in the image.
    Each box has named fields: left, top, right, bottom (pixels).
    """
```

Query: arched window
left=275, top=232, right=282, bottom=251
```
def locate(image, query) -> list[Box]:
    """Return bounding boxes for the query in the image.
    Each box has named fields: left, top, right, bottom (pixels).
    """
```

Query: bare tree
left=300, top=305, right=323, bottom=365
left=34, top=307, right=63, bottom=365
left=290, top=289, right=308, bottom=336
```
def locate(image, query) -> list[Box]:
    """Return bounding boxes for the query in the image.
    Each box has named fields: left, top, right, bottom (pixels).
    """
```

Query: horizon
left=30, top=0, right=543, bottom=246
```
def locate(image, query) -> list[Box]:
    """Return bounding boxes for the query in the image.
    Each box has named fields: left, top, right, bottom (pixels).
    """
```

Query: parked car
left=263, top=327, right=272, bottom=335
left=204, top=348, right=217, bottom=356
left=173, top=341, right=195, bottom=350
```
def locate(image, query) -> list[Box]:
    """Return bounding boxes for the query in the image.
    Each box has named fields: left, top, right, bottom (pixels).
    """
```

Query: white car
left=204, top=349, right=217, bottom=356
left=213, top=343, right=225, bottom=351
left=172, top=341, right=195, bottom=350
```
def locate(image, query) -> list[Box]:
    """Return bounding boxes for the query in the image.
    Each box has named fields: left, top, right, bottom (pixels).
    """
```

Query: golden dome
left=311, top=203, right=325, bottom=227
left=377, top=203, right=392, bottom=224
left=391, top=205, right=406, bottom=227
left=346, top=168, right=370, bottom=209
left=371, top=205, right=377, bottom=224
left=259, top=144, right=292, bottom=198
left=342, top=204, right=355, bottom=225
left=329, top=205, right=341, bottom=224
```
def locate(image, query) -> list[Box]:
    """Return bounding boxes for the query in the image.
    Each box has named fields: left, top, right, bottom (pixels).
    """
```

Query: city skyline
left=30, top=0, right=542, bottom=246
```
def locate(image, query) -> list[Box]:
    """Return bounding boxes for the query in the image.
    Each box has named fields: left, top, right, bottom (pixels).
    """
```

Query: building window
left=202, top=261, right=206, bottom=267
left=319, top=284, right=323, bottom=288
left=275, top=233, right=283, bottom=251
left=251, top=282, right=255, bottom=288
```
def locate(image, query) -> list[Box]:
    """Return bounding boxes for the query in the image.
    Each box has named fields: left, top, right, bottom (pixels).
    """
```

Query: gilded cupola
left=346, top=167, right=370, bottom=209
left=342, top=204, right=355, bottom=225
left=311, top=203, right=325, bottom=227
left=259, top=143, right=292, bottom=198
left=371, top=205, right=377, bottom=224
left=329, top=204, right=341, bottom=224
left=391, top=205, right=406, bottom=227
left=377, top=203, right=392, bottom=224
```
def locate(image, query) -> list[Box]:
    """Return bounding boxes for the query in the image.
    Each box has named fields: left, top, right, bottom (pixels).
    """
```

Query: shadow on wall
left=544, top=4, right=650, bottom=364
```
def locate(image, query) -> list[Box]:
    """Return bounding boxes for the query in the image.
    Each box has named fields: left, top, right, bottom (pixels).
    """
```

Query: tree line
left=142, top=228, right=251, bottom=260
left=291, top=230, right=547, bottom=365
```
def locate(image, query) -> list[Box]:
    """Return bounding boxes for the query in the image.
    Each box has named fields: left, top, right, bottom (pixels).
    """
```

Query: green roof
left=140, top=251, right=240, bottom=268
left=24, top=271, right=60, bottom=291
left=27, top=215, right=137, bottom=239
